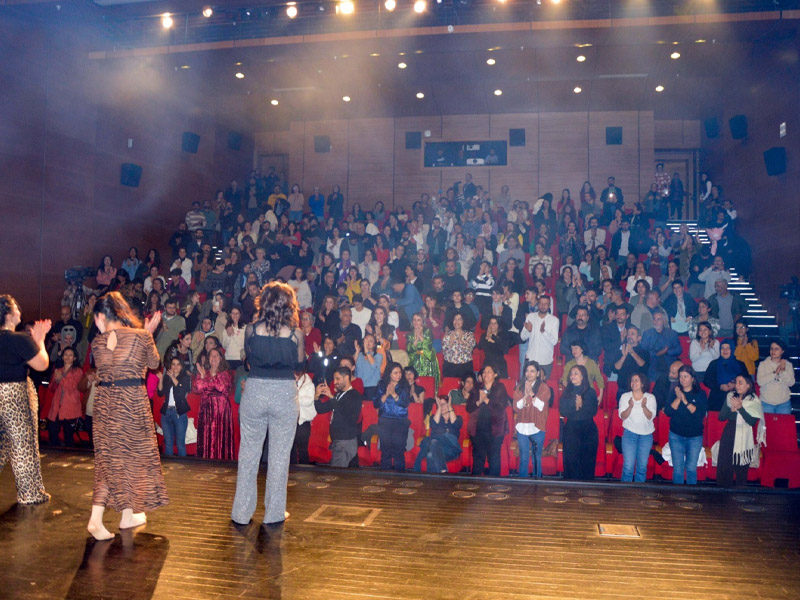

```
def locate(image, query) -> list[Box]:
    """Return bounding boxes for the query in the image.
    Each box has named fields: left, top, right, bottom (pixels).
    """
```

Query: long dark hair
left=0, top=294, right=18, bottom=327
left=379, top=361, right=408, bottom=391
left=93, top=291, right=142, bottom=329
left=565, top=364, right=590, bottom=395
left=256, top=281, right=300, bottom=333
left=733, top=373, right=755, bottom=400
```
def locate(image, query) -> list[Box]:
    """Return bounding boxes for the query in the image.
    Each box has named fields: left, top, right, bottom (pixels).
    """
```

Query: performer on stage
left=232, top=282, right=304, bottom=526
left=0, top=294, right=51, bottom=505
left=87, top=292, right=167, bottom=540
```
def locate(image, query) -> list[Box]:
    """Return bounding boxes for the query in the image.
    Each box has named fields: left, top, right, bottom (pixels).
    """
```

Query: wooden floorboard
left=1, top=449, right=799, bottom=599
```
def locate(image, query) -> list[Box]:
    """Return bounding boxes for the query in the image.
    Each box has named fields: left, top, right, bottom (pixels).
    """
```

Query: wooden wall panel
left=393, top=116, right=443, bottom=210
left=539, top=112, right=589, bottom=201
left=488, top=113, right=539, bottom=204
left=346, top=118, right=394, bottom=211
left=301, top=120, right=350, bottom=206
left=655, top=119, right=702, bottom=149
left=638, top=112, right=656, bottom=199
left=589, top=111, right=642, bottom=208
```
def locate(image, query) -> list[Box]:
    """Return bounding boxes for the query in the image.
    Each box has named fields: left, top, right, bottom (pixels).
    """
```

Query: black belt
left=98, top=379, right=145, bottom=387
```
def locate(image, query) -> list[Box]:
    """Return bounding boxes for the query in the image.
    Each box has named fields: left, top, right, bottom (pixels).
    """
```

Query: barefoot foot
left=87, top=521, right=115, bottom=541
left=119, top=512, right=146, bottom=530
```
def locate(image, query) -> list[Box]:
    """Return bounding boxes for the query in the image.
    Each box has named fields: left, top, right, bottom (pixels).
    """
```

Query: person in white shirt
left=170, top=247, right=193, bottom=286
left=143, top=265, right=166, bottom=294
left=519, top=295, right=560, bottom=378
left=350, top=294, right=372, bottom=337
left=583, top=216, right=607, bottom=251
left=292, top=371, right=316, bottom=464
left=697, top=255, right=732, bottom=299
left=618, top=373, right=657, bottom=482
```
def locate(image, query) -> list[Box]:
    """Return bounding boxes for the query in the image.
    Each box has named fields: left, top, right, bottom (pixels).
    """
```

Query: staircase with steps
left=666, top=221, right=799, bottom=431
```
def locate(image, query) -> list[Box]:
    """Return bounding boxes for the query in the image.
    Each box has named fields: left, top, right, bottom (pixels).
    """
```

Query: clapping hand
left=30, top=320, right=52, bottom=345
left=144, top=311, right=162, bottom=335
left=575, top=394, right=583, bottom=410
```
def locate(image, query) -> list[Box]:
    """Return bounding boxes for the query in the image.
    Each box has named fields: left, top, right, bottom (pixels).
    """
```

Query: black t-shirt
left=0, top=331, right=39, bottom=383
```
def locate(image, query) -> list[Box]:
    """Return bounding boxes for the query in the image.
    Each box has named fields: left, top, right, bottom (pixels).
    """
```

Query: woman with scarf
left=703, top=339, right=747, bottom=411
left=716, top=374, right=764, bottom=487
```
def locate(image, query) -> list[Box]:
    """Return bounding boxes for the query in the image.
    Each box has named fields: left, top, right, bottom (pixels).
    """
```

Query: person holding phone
left=414, top=395, right=462, bottom=473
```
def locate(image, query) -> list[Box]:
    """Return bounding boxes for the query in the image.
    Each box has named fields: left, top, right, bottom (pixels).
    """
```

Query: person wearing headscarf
left=703, top=339, right=747, bottom=412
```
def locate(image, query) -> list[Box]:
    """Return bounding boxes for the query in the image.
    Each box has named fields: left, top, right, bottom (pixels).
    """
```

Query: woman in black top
left=157, top=356, right=192, bottom=457
left=559, top=364, right=599, bottom=480
left=0, top=294, right=51, bottom=504
left=477, top=316, right=510, bottom=379
left=232, top=282, right=305, bottom=526
left=467, top=364, right=510, bottom=476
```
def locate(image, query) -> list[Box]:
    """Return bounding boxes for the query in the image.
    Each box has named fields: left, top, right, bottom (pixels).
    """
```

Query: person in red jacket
left=47, top=347, right=84, bottom=447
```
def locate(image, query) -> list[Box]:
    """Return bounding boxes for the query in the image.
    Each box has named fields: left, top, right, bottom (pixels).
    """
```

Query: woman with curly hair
left=232, top=282, right=305, bottom=526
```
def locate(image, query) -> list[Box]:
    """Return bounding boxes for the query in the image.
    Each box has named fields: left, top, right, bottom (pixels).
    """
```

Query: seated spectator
left=697, top=254, right=731, bottom=299
left=618, top=373, right=656, bottom=483
left=316, top=295, right=341, bottom=340
left=477, top=315, right=511, bottom=379
left=704, top=339, right=747, bottom=411
left=164, top=330, right=194, bottom=374
left=560, top=365, right=599, bottom=480
left=717, top=374, right=764, bottom=488
left=528, top=241, right=552, bottom=277
left=467, top=364, right=510, bottom=476
left=663, top=279, right=698, bottom=335
left=95, top=255, right=117, bottom=289
left=555, top=266, right=579, bottom=320
left=689, top=322, right=719, bottom=380
left=373, top=362, right=411, bottom=472
left=46, top=346, right=82, bottom=447
left=288, top=267, right=313, bottom=310
left=687, top=298, right=720, bottom=339
left=414, top=395, right=463, bottom=473
left=404, top=366, right=427, bottom=404
left=729, top=320, right=758, bottom=376
left=156, top=298, right=186, bottom=358
left=756, top=340, right=795, bottom=414
left=192, top=347, right=234, bottom=460
left=314, top=367, right=363, bottom=468
left=442, top=314, right=476, bottom=379
left=653, top=359, right=683, bottom=412
left=158, top=356, right=192, bottom=457
left=640, top=310, right=681, bottom=381
left=561, top=306, right=602, bottom=361
left=482, top=288, right=513, bottom=332
left=664, top=365, right=707, bottom=485
left=626, top=262, right=654, bottom=297
left=513, top=361, right=552, bottom=478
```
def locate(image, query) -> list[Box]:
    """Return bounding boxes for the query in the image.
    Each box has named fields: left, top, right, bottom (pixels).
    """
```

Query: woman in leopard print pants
left=0, top=295, right=51, bottom=505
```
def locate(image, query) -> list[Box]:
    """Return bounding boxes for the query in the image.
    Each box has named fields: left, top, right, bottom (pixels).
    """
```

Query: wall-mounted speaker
left=405, top=131, right=422, bottom=149
left=227, top=131, right=243, bottom=151
left=182, top=132, right=200, bottom=153
left=606, top=126, right=623, bottom=145
left=120, top=163, right=142, bottom=187
left=729, top=115, right=748, bottom=140
left=509, top=128, right=526, bottom=147
left=314, top=135, right=331, bottom=153
left=704, top=118, right=720, bottom=139
left=763, top=147, right=786, bottom=176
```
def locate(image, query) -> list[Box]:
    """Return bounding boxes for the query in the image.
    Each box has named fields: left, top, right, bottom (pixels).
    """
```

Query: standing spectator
left=669, top=172, right=685, bottom=219
left=193, top=348, right=234, bottom=460
left=664, top=365, right=707, bottom=485
left=442, top=314, right=476, bottom=378
left=561, top=306, right=602, bottom=361
left=733, top=320, right=759, bottom=375
left=687, top=299, right=720, bottom=339
left=612, top=326, right=650, bottom=397
left=287, top=184, right=304, bottom=222
left=599, top=176, right=623, bottom=224
left=121, top=247, right=142, bottom=282
left=689, top=322, right=719, bottom=380
left=314, top=368, right=363, bottom=468
left=704, top=340, right=747, bottom=411
left=663, top=279, right=698, bottom=335
left=406, top=313, right=440, bottom=388
left=168, top=222, right=191, bottom=260
left=709, top=279, right=746, bottom=338
left=291, top=371, right=316, bottom=465
left=477, top=315, right=511, bottom=379
left=171, top=247, right=193, bottom=286
left=327, top=184, right=344, bottom=222
left=373, top=362, right=411, bottom=472
left=46, top=346, right=83, bottom=447
left=560, top=341, right=604, bottom=402
left=756, top=340, right=795, bottom=414
left=697, top=255, right=731, bottom=299
left=467, top=364, right=510, bottom=476
left=355, top=334, right=383, bottom=400
left=308, top=186, right=325, bottom=221
left=513, top=361, right=551, bottom=478
left=95, top=255, right=117, bottom=290
left=157, top=356, right=192, bottom=458
left=618, top=373, right=656, bottom=482
left=52, top=304, right=84, bottom=345
left=640, top=311, right=681, bottom=381
left=583, top=216, right=607, bottom=251
left=185, top=201, right=207, bottom=232
left=716, top=374, right=764, bottom=488
left=155, top=299, right=186, bottom=358
left=519, top=295, right=559, bottom=378
left=560, top=365, right=599, bottom=480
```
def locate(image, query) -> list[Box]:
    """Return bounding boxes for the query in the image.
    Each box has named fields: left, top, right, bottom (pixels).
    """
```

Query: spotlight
left=550, top=0, right=561, bottom=3
left=235, top=72, right=245, bottom=79
left=576, top=55, right=586, bottom=62
left=336, top=0, right=355, bottom=14
left=573, top=86, right=582, bottom=94
left=416, top=92, right=424, bottom=99
left=655, top=85, right=664, bottom=92
left=486, top=58, right=496, bottom=65
left=398, top=62, right=407, bottom=69
left=202, top=7, right=213, bottom=17
left=342, top=95, right=351, bottom=102
left=413, top=0, right=426, bottom=13
left=270, top=99, right=279, bottom=105
left=384, top=0, right=396, bottom=10
left=287, top=3, right=298, bottom=18
left=695, top=39, right=706, bottom=43
left=670, top=51, right=681, bottom=59
left=494, top=89, right=502, bottom=96
left=161, top=12, right=173, bottom=28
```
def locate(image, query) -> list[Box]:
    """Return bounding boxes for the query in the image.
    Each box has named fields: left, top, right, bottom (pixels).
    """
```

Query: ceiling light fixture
left=384, top=0, right=396, bottom=10
left=576, top=55, right=586, bottom=62
left=494, top=89, right=503, bottom=96
left=413, top=0, right=426, bottom=13
left=336, top=0, right=354, bottom=15
left=416, top=92, right=425, bottom=99
left=286, top=3, right=298, bottom=18
left=486, top=58, right=496, bottom=65
left=695, top=39, right=706, bottom=43
left=343, top=95, right=351, bottom=102
left=655, top=85, right=664, bottom=92
left=270, top=99, right=279, bottom=105
left=235, top=72, right=245, bottom=79
left=551, top=0, right=561, bottom=4
left=573, top=86, right=582, bottom=94
left=180, top=65, right=190, bottom=69
left=398, top=62, right=407, bottom=69
left=202, top=7, right=213, bottom=17
left=670, top=51, right=680, bottom=59
left=161, top=12, right=173, bottom=28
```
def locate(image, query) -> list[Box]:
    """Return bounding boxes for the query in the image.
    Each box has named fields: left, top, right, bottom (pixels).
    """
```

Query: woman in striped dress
left=87, top=292, right=167, bottom=541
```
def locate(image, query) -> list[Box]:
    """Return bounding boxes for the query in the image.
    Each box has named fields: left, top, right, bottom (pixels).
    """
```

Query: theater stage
left=1, top=451, right=799, bottom=600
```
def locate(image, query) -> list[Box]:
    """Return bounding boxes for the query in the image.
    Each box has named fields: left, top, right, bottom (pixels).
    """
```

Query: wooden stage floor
left=2, top=450, right=800, bottom=600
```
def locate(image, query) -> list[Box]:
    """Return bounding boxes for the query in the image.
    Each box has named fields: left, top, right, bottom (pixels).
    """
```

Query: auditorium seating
left=760, top=414, right=800, bottom=488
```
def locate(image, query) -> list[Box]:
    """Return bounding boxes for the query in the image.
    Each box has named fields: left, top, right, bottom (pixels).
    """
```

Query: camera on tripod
left=64, top=266, right=94, bottom=284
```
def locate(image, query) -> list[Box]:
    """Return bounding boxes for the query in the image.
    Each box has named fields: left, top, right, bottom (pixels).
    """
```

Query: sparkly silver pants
left=231, top=378, right=299, bottom=525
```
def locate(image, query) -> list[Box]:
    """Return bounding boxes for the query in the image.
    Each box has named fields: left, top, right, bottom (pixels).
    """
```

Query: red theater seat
left=760, top=414, right=800, bottom=488
left=438, top=377, right=461, bottom=397
left=417, top=376, right=436, bottom=399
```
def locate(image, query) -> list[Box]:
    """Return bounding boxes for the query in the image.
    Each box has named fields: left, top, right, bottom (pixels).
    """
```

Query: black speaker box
left=606, top=126, right=623, bottom=145
left=314, top=135, right=331, bottom=153
left=763, top=147, right=786, bottom=176
left=227, top=131, right=243, bottom=151
left=509, top=128, right=526, bottom=147
left=182, top=132, right=200, bottom=153
left=120, top=163, right=142, bottom=187
left=405, top=131, right=422, bottom=150
left=729, top=115, right=748, bottom=140
left=704, top=118, right=720, bottom=139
